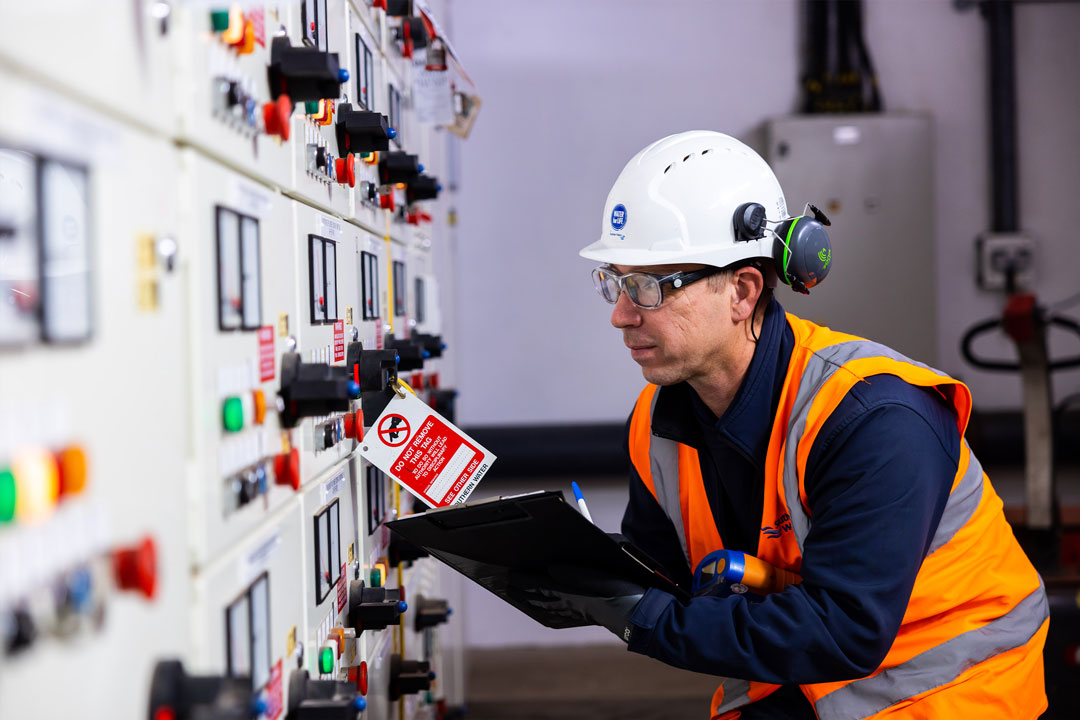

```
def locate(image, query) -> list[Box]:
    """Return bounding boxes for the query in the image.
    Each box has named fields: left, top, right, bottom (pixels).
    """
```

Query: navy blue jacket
left=621, top=298, right=960, bottom=718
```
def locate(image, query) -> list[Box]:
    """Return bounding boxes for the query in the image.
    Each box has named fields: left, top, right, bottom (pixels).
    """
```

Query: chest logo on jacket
left=761, top=513, right=792, bottom=539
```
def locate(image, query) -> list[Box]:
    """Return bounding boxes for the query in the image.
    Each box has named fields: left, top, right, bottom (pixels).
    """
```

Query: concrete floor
left=465, top=646, right=719, bottom=719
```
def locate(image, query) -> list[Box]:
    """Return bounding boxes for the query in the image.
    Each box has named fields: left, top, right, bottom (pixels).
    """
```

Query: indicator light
left=252, top=697, right=268, bottom=716
left=362, top=152, right=378, bottom=165
left=337, top=69, right=350, bottom=83
left=347, top=380, right=360, bottom=398
left=397, top=600, right=408, bottom=613
left=153, top=708, right=176, bottom=720
left=13, top=448, right=60, bottom=522
left=318, top=645, right=335, bottom=674
left=387, top=127, right=397, bottom=139
left=305, top=100, right=320, bottom=114
left=252, top=390, right=267, bottom=425
left=57, top=445, right=88, bottom=496
left=426, top=691, right=433, bottom=704
left=0, top=468, right=16, bottom=522
left=223, top=396, right=244, bottom=432
left=210, top=9, right=231, bottom=32
left=354, top=697, right=367, bottom=711
left=237, top=20, right=256, bottom=55
left=221, top=6, right=245, bottom=44
left=417, top=164, right=424, bottom=173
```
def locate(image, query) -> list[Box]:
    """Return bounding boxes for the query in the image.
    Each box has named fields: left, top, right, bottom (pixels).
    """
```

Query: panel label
left=240, top=530, right=280, bottom=585
left=258, top=326, right=275, bottom=381
left=375, top=318, right=383, bottom=349
left=317, top=216, right=343, bottom=242
left=359, top=389, right=495, bottom=508
left=336, top=562, right=348, bottom=614
left=322, top=470, right=345, bottom=506
left=333, top=320, right=345, bottom=362
left=228, top=177, right=274, bottom=218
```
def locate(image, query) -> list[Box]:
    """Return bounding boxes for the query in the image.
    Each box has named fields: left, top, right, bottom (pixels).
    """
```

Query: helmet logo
left=610, top=204, right=627, bottom=232
left=818, top=247, right=832, bottom=268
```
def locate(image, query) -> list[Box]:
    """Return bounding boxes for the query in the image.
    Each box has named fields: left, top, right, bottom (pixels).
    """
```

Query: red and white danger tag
left=358, top=386, right=495, bottom=508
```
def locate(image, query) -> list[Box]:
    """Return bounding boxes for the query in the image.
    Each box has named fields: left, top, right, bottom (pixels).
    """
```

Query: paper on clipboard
left=358, top=388, right=495, bottom=508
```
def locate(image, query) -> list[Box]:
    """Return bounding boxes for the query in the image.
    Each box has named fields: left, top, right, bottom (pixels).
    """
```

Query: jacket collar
left=651, top=297, right=791, bottom=469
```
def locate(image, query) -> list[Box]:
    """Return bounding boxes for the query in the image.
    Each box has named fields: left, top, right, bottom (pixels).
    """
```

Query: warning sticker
left=359, top=389, right=495, bottom=508
left=333, top=320, right=345, bottom=362
left=265, top=659, right=283, bottom=720
left=258, top=326, right=275, bottom=382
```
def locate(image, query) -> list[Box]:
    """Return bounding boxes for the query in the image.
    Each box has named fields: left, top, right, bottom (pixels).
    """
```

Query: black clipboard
left=385, top=490, right=689, bottom=629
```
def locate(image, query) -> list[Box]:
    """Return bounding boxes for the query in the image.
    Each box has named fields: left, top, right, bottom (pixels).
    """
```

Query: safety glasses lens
left=592, top=268, right=621, bottom=304
left=625, top=274, right=662, bottom=308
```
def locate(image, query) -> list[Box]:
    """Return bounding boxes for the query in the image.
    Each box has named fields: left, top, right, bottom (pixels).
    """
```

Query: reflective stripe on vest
left=646, top=387, right=690, bottom=561
left=780, top=339, right=947, bottom=552
left=814, top=581, right=1049, bottom=720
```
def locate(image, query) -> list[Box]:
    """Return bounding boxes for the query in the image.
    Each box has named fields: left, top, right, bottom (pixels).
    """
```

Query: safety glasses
left=591, top=265, right=724, bottom=309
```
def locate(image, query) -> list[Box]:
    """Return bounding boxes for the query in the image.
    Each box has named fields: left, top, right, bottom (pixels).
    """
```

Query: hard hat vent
left=663, top=147, right=714, bottom=177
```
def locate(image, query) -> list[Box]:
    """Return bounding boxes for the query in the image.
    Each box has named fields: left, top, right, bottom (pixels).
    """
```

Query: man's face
left=609, top=263, right=737, bottom=386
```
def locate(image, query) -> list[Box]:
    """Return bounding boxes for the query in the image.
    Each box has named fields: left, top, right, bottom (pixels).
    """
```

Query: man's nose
left=610, top=291, right=641, bottom=329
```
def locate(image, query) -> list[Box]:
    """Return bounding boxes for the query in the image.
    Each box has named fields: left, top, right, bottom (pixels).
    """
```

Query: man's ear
left=731, top=266, right=765, bottom=323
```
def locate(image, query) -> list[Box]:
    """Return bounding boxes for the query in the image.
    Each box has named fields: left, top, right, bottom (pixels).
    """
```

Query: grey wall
left=447, top=0, right=1080, bottom=428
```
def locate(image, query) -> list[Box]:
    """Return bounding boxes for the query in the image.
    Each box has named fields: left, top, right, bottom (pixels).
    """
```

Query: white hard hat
left=580, top=130, right=788, bottom=268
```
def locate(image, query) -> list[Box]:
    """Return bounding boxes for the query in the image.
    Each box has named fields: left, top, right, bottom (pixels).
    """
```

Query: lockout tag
left=358, top=384, right=495, bottom=508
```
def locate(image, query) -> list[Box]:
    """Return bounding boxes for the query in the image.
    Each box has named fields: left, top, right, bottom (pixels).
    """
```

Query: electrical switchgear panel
left=0, top=2, right=470, bottom=717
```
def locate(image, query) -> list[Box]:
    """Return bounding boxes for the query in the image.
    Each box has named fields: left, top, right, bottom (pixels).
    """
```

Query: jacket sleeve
left=620, top=414, right=693, bottom=590
left=625, top=382, right=959, bottom=684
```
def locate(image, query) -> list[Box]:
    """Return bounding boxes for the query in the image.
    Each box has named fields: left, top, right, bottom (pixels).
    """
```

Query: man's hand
left=509, top=564, right=646, bottom=643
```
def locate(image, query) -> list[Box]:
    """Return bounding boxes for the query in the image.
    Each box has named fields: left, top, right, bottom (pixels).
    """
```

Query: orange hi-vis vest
left=628, top=314, right=1049, bottom=719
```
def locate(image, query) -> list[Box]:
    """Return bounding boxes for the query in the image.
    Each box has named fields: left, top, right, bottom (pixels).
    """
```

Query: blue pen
left=571, top=481, right=594, bottom=524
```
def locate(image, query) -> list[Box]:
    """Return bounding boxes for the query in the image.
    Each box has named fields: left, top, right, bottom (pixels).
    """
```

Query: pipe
left=985, top=0, right=1019, bottom=232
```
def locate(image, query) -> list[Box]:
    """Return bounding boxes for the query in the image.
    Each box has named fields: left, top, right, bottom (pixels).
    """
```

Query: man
left=527, top=131, right=1048, bottom=719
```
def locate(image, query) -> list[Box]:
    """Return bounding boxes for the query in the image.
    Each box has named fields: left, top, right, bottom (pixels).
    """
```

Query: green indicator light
left=0, top=468, right=16, bottom=523
left=360, top=152, right=373, bottom=161
left=319, top=646, right=335, bottom=674
left=305, top=101, right=320, bottom=114
left=369, top=568, right=381, bottom=587
left=222, top=397, right=244, bottom=433
left=209, top=9, right=231, bottom=32
left=425, top=692, right=434, bottom=704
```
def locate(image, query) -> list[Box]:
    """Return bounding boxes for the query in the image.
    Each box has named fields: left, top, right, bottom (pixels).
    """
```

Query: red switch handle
left=263, top=94, right=292, bottom=141
left=274, top=448, right=301, bottom=491
left=113, top=536, right=158, bottom=599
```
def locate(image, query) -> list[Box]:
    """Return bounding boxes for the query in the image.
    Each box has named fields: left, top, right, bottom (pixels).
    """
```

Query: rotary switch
left=378, top=152, right=421, bottom=185
left=394, top=16, right=429, bottom=59
left=405, top=175, right=440, bottom=204
left=384, top=337, right=426, bottom=372
left=348, top=580, right=406, bottom=633
left=346, top=342, right=401, bottom=420
left=411, top=332, right=445, bottom=359
left=147, top=660, right=258, bottom=720
left=286, top=670, right=366, bottom=720
left=277, top=353, right=361, bottom=429
left=267, top=36, right=348, bottom=104
left=335, top=104, right=393, bottom=156
left=429, top=389, right=458, bottom=425
left=412, top=595, right=451, bottom=633
left=384, top=0, right=413, bottom=17
left=388, top=654, right=433, bottom=701
left=388, top=532, right=428, bottom=567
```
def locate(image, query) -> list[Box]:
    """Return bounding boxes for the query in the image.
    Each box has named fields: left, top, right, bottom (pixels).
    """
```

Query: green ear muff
left=772, top=216, right=832, bottom=294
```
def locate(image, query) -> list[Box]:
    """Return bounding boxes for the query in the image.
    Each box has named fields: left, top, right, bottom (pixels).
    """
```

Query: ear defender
left=773, top=215, right=832, bottom=294
left=731, top=202, right=833, bottom=295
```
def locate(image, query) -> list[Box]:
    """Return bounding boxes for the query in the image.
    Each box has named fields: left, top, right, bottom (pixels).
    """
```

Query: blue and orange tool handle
left=691, top=549, right=802, bottom=596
